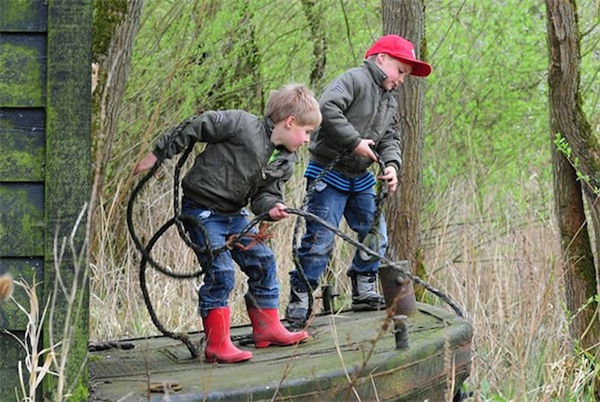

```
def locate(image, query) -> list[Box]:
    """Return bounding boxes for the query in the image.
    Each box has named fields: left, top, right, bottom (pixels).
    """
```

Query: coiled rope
left=127, top=127, right=465, bottom=358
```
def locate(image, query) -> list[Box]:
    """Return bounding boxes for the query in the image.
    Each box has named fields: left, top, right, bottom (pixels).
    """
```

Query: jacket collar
left=263, top=117, right=298, bottom=161
left=363, top=60, right=387, bottom=86
left=263, top=117, right=277, bottom=154
left=363, top=60, right=397, bottom=93
left=264, top=117, right=275, bottom=138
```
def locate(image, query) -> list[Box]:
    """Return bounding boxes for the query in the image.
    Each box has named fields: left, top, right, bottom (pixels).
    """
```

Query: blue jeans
left=289, top=180, right=388, bottom=291
left=182, top=198, right=279, bottom=317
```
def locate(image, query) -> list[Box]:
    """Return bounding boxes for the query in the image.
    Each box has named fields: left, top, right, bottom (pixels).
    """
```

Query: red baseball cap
left=365, top=35, right=432, bottom=77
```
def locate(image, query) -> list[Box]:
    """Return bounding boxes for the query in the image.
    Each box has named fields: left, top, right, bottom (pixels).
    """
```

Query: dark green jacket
left=153, top=110, right=297, bottom=215
left=309, top=60, right=402, bottom=178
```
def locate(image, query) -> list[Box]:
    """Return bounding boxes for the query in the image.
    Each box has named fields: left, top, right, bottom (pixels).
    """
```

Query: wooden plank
left=0, top=0, right=47, bottom=32
left=46, top=1, right=92, bottom=244
left=0, top=331, right=28, bottom=402
left=44, top=1, right=92, bottom=400
left=0, top=108, right=45, bottom=181
left=0, top=258, right=44, bottom=330
left=0, top=183, right=44, bottom=256
left=0, top=33, right=46, bottom=107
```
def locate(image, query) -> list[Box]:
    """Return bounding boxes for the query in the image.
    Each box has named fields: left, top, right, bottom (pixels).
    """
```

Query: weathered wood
left=0, top=0, right=92, bottom=400
left=0, top=183, right=44, bottom=256
left=0, top=0, right=47, bottom=32
left=0, top=258, right=43, bottom=401
left=0, top=258, right=44, bottom=330
left=0, top=330, right=27, bottom=401
left=89, top=304, right=472, bottom=402
left=43, top=0, right=93, bottom=400
left=0, top=2, right=48, bottom=396
left=0, top=33, right=46, bottom=107
left=0, top=108, right=45, bottom=181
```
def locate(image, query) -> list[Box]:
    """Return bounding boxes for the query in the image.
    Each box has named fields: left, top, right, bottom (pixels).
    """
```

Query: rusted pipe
left=379, top=261, right=417, bottom=316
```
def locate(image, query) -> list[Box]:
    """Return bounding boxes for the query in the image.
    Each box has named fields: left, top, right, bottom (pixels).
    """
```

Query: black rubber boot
left=350, top=272, right=386, bottom=312
left=285, top=286, right=309, bottom=326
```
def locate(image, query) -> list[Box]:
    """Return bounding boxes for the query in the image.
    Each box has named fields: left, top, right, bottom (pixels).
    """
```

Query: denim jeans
left=182, top=198, right=279, bottom=317
left=289, top=180, right=388, bottom=291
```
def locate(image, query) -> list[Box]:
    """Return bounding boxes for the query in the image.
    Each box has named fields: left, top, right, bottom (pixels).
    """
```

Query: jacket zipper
left=238, top=146, right=272, bottom=202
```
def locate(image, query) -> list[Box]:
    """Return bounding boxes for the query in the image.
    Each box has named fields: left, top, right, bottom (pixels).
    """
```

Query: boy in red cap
left=286, top=35, right=431, bottom=324
left=135, top=84, right=321, bottom=363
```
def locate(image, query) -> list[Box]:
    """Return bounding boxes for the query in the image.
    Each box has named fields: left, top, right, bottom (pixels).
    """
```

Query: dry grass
left=420, top=179, right=590, bottom=400
left=4, top=205, right=90, bottom=401
left=5, top=278, right=55, bottom=402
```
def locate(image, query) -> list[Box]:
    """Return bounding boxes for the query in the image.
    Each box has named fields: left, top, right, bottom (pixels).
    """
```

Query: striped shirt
left=305, top=161, right=375, bottom=193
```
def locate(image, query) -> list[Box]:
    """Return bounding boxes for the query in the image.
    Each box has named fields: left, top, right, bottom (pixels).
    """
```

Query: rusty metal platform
left=89, top=303, right=472, bottom=401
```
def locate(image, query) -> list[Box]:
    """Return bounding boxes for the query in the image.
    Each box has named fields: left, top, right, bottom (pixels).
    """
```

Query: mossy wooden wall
left=0, top=0, right=92, bottom=400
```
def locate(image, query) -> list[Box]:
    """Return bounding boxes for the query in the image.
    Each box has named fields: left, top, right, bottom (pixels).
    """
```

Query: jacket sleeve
left=319, top=73, right=363, bottom=152
left=152, top=111, right=237, bottom=159
left=250, top=179, right=287, bottom=217
left=376, top=114, right=402, bottom=173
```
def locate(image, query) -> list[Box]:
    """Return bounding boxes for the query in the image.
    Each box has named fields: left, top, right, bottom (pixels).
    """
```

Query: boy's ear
left=285, top=115, right=296, bottom=128
left=375, top=53, right=387, bottom=64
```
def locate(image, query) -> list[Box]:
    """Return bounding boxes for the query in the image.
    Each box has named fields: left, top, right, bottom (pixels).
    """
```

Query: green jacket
left=153, top=110, right=297, bottom=215
left=309, top=60, right=402, bottom=178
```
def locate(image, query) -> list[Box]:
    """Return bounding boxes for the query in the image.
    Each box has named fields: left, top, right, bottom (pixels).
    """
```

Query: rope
left=283, top=208, right=465, bottom=318
left=127, top=133, right=465, bottom=358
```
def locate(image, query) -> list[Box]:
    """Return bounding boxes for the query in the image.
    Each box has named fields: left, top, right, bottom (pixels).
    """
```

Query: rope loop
left=127, top=142, right=465, bottom=357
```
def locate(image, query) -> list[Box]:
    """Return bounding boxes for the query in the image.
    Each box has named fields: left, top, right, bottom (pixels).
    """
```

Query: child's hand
left=134, top=153, right=158, bottom=175
left=268, top=203, right=289, bottom=221
left=378, top=166, right=398, bottom=192
left=353, top=139, right=377, bottom=161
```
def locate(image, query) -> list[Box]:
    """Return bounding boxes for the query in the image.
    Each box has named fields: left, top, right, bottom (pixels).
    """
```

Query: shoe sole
left=254, top=332, right=310, bottom=348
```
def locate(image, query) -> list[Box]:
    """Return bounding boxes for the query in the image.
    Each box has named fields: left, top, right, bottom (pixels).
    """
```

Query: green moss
left=0, top=0, right=30, bottom=27
left=0, top=134, right=44, bottom=181
left=0, top=42, right=44, bottom=106
left=0, top=185, right=44, bottom=256
left=0, top=259, right=43, bottom=329
left=92, top=0, right=129, bottom=59
left=43, top=267, right=90, bottom=401
left=69, top=381, right=89, bottom=401
left=42, top=0, right=93, bottom=396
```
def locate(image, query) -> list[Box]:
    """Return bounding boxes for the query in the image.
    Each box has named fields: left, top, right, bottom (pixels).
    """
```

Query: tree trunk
left=90, top=0, right=144, bottom=247
left=381, top=0, right=427, bottom=280
left=300, top=0, right=327, bottom=91
left=545, top=0, right=600, bottom=357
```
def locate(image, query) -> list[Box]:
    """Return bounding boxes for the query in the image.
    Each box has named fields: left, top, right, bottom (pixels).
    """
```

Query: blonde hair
left=265, top=84, right=322, bottom=127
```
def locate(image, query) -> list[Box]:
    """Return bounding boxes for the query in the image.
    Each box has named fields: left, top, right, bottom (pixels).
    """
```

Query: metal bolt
left=393, top=314, right=409, bottom=350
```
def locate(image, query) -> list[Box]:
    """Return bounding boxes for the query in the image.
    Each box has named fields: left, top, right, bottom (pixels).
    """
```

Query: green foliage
left=578, top=0, right=600, bottom=123
left=123, top=0, right=380, bottom=122
left=108, top=0, right=381, bottom=190
left=423, top=0, right=551, bottom=226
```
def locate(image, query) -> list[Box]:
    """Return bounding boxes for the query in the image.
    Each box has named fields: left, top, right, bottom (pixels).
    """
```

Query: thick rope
left=127, top=130, right=465, bottom=358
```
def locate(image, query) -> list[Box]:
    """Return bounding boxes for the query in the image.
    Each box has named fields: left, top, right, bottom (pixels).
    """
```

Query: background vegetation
left=90, top=0, right=600, bottom=400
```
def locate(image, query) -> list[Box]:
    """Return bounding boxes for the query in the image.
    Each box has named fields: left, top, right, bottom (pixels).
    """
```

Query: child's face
left=274, top=116, right=316, bottom=152
left=376, top=53, right=413, bottom=91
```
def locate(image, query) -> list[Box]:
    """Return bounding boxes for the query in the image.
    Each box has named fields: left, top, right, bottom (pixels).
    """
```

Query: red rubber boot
left=202, top=307, right=253, bottom=363
left=247, top=306, right=309, bottom=348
